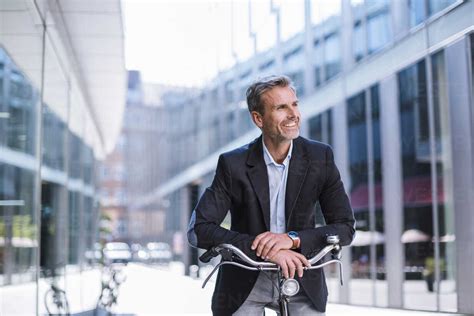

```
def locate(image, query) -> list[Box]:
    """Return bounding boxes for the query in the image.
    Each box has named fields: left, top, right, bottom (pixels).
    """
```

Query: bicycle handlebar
left=199, top=235, right=344, bottom=289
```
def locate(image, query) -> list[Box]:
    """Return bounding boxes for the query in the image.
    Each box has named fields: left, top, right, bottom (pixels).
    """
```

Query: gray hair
left=246, top=75, right=295, bottom=114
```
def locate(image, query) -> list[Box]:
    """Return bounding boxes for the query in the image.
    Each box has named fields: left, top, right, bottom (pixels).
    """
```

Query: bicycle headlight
left=281, top=278, right=300, bottom=297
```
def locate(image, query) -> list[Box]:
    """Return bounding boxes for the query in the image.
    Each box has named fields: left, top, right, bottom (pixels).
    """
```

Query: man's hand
left=251, top=232, right=293, bottom=260
left=268, top=250, right=310, bottom=279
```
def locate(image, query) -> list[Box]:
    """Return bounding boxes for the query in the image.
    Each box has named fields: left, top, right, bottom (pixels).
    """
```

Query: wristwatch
left=287, top=231, right=300, bottom=249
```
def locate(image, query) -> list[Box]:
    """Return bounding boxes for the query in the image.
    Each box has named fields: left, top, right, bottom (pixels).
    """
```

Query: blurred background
left=0, top=0, right=473, bottom=315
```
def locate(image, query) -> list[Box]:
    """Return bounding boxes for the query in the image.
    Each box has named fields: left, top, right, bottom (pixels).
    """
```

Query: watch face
left=288, top=231, right=298, bottom=239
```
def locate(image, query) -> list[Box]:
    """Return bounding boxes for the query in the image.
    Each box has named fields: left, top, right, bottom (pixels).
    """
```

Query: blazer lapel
left=285, top=137, right=310, bottom=228
left=247, top=136, right=271, bottom=231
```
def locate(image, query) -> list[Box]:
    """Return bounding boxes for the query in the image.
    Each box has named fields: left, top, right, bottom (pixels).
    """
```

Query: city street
left=111, top=263, right=463, bottom=316
left=0, top=262, right=465, bottom=315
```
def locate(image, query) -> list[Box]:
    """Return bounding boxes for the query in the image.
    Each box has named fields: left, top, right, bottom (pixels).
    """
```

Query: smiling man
left=192, top=75, right=355, bottom=315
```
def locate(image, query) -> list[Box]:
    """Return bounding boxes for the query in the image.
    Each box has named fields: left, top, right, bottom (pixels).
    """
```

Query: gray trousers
left=233, top=272, right=325, bottom=316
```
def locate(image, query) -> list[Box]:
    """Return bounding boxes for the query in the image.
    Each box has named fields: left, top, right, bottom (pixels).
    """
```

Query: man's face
left=252, top=85, right=301, bottom=143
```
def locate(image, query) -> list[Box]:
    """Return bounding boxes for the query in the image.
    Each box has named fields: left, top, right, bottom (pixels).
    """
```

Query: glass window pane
left=314, top=40, right=323, bottom=87
left=347, top=91, right=372, bottom=305
left=367, top=10, right=391, bottom=54
left=351, top=0, right=365, bottom=20
left=428, top=0, right=456, bottom=16
left=68, top=191, right=81, bottom=265
left=471, top=34, right=474, bottom=101
left=353, top=21, right=365, bottom=62
left=431, top=50, right=457, bottom=312
left=409, top=0, right=427, bottom=27
left=324, top=33, right=341, bottom=80
left=0, top=164, right=37, bottom=312
left=0, top=5, right=43, bottom=313
left=42, top=107, right=66, bottom=171
left=311, top=0, right=342, bottom=25
left=309, top=114, right=323, bottom=141
left=370, top=84, right=387, bottom=307
left=287, top=70, right=305, bottom=96
left=281, top=0, right=304, bottom=41
left=327, top=109, right=333, bottom=146
left=398, top=60, right=437, bottom=311
left=1, top=55, right=38, bottom=154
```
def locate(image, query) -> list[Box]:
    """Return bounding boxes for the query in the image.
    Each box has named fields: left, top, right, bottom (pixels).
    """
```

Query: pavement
left=0, top=262, right=467, bottom=315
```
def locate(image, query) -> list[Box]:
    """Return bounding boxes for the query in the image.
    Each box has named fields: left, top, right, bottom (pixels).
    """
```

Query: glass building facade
left=0, top=1, right=125, bottom=315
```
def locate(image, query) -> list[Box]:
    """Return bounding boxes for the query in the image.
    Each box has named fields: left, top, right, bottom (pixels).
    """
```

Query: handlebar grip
left=199, top=248, right=218, bottom=263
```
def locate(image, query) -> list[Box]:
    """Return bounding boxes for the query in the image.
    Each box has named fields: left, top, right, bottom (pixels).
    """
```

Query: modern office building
left=100, top=70, right=200, bottom=247
left=0, top=1, right=126, bottom=314
left=132, top=0, right=474, bottom=314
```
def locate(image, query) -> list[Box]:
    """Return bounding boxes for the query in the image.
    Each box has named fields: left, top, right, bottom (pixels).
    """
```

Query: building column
left=379, top=74, right=404, bottom=308
left=332, top=100, right=351, bottom=304
left=341, top=0, right=354, bottom=71
left=303, top=0, right=314, bottom=96
left=446, top=37, right=474, bottom=315
left=181, top=185, right=192, bottom=276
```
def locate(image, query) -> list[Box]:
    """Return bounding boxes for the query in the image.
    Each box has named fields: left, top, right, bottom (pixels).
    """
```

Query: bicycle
left=41, top=264, right=70, bottom=316
left=200, top=235, right=344, bottom=316
left=44, top=282, right=70, bottom=316
left=95, top=264, right=127, bottom=315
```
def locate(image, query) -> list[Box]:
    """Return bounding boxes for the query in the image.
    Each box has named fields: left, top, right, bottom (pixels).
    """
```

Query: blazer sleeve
left=193, top=154, right=258, bottom=260
left=298, top=146, right=356, bottom=257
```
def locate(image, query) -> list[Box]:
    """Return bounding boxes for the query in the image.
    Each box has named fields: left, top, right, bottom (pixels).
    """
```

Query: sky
left=123, top=0, right=340, bottom=87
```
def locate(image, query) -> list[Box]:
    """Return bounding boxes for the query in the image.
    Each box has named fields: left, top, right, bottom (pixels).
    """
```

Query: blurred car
left=131, top=243, right=149, bottom=262
left=147, top=242, right=172, bottom=264
left=103, top=242, right=132, bottom=264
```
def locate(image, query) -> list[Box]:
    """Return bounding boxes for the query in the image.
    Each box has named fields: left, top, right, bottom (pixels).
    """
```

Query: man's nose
left=287, top=107, right=298, bottom=118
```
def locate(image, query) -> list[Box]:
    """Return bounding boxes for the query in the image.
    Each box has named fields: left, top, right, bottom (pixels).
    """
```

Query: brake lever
left=336, top=259, right=344, bottom=286
left=202, top=262, right=223, bottom=289
left=220, top=248, right=233, bottom=261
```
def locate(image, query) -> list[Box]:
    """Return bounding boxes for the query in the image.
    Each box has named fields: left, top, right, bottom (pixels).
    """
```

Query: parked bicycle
left=95, top=265, right=127, bottom=315
left=41, top=264, right=70, bottom=316
left=44, top=281, right=70, bottom=316
left=200, top=235, right=343, bottom=316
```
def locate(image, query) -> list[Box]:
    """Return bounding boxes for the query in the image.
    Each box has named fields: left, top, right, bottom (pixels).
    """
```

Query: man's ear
left=251, top=111, right=263, bottom=129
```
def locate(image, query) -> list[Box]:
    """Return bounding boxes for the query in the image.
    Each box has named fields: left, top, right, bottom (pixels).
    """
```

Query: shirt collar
left=262, top=139, right=293, bottom=167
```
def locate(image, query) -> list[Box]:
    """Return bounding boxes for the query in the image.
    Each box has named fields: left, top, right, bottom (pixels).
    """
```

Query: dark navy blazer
left=193, top=136, right=355, bottom=315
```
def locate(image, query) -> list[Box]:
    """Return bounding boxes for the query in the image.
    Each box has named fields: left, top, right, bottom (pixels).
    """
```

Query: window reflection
left=0, top=49, right=38, bottom=155
left=308, top=109, right=333, bottom=146
left=347, top=86, right=385, bottom=306
left=409, top=0, right=458, bottom=27
left=308, top=109, right=333, bottom=234
left=0, top=164, right=36, bottom=285
left=68, top=191, right=81, bottom=265
left=409, top=0, right=427, bottom=27
left=313, top=40, right=323, bottom=87
left=311, top=0, right=341, bottom=25
left=431, top=50, right=456, bottom=311
left=367, top=10, right=391, bottom=54
left=398, top=54, right=456, bottom=311
left=42, top=107, right=66, bottom=171
left=324, top=32, right=341, bottom=80
left=428, top=0, right=457, bottom=16
left=353, top=21, right=365, bottom=62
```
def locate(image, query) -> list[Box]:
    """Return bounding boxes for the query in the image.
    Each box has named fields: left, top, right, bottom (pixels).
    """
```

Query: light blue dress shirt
left=262, top=140, right=293, bottom=234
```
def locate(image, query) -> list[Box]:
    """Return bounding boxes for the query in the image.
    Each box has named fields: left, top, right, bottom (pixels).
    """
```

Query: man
left=191, top=75, right=355, bottom=315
